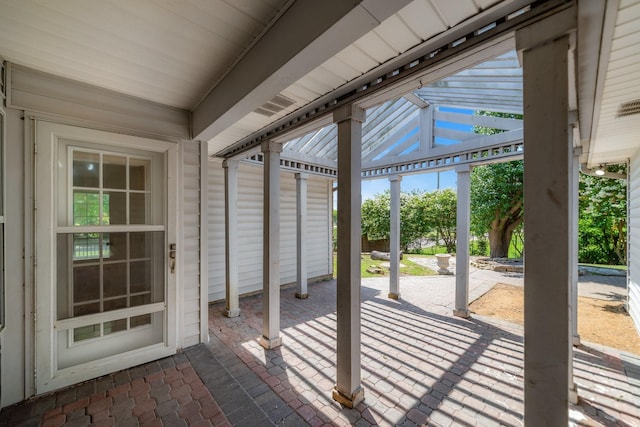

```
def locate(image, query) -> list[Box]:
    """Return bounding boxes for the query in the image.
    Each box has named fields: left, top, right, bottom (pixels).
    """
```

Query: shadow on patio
left=2, top=276, right=638, bottom=426
left=207, top=277, right=640, bottom=426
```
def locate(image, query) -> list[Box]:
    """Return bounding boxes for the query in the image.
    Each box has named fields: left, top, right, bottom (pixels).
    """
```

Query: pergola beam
left=194, top=0, right=411, bottom=144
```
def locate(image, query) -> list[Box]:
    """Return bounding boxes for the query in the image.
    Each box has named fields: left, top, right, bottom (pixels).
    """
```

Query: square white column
left=295, top=172, right=309, bottom=299
left=454, top=164, right=471, bottom=318
left=569, top=147, right=581, bottom=404
left=223, top=159, right=240, bottom=318
left=389, top=175, right=402, bottom=299
left=260, top=141, right=283, bottom=349
left=517, top=6, right=576, bottom=424
left=570, top=148, right=581, bottom=347
left=332, top=104, right=365, bottom=408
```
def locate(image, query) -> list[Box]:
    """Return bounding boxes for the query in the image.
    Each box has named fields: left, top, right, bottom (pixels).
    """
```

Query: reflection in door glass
left=57, top=231, right=164, bottom=341
left=73, top=152, right=99, bottom=188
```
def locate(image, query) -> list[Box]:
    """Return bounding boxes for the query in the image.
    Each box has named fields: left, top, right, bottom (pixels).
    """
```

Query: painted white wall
left=180, top=141, right=204, bottom=348
left=207, top=161, right=332, bottom=302
left=629, top=151, right=640, bottom=333
left=0, top=108, right=27, bottom=407
left=0, top=71, right=205, bottom=406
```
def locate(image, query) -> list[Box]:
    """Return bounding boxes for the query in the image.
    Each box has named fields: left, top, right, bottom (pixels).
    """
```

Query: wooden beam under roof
left=192, top=0, right=412, bottom=146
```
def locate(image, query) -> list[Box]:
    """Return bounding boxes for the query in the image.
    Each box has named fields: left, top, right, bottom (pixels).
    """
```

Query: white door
left=35, top=122, right=177, bottom=393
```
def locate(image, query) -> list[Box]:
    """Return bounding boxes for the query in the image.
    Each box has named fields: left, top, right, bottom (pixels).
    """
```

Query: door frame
left=34, top=121, right=179, bottom=393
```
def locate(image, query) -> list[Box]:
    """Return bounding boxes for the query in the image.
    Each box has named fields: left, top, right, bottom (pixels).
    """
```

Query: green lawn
left=333, top=253, right=437, bottom=278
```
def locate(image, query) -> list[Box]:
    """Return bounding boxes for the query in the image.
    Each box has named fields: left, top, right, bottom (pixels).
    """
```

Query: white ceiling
left=0, top=0, right=638, bottom=167
left=206, top=0, right=507, bottom=154
left=0, top=0, right=290, bottom=110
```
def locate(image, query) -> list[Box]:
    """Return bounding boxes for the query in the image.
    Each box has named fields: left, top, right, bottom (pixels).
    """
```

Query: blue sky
left=358, top=106, right=472, bottom=200
left=360, top=169, right=457, bottom=200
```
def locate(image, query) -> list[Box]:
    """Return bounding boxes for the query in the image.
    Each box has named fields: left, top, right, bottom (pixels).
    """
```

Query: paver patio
left=208, top=274, right=640, bottom=426
left=1, top=268, right=639, bottom=426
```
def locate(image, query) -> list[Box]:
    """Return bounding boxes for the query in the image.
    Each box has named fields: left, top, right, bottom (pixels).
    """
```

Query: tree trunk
left=488, top=223, right=517, bottom=258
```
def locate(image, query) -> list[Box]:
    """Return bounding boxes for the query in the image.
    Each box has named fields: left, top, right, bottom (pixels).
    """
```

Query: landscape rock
left=370, top=250, right=403, bottom=261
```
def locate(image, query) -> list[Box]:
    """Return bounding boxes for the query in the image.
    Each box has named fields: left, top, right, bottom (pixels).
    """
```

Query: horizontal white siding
left=181, top=142, right=202, bottom=348
left=629, top=152, right=640, bottom=333
left=308, top=179, right=332, bottom=278
left=208, top=163, right=226, bottom=302
left=1, top=109, right=27, bottom=407
left=8, top=65, right=190, bottom=139
left=208, top=161, right=332, bottom=302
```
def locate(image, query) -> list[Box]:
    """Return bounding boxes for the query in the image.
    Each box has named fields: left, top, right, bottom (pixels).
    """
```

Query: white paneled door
left=35, top=122, right=178, bottom=393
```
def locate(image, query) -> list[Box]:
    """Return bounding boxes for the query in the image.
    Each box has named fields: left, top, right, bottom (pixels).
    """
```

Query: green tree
left=400, top=190, right=430, bottom=249
left=470, top=111, right=524, bottom=258
left=360, top=191, right=426, bottom=250
left=360, top=189, right=457, bottom=252
left=578, top=164, right=627, bottom=264
left=420, top=189, right=457, bottom=252
left=470, top=160, right=524, bottom=258
left=361, top=191, right=391, bottom=242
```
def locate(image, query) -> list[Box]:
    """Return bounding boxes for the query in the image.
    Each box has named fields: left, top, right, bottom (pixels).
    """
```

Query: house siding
left=0, top=108, right=27, bottom=407
left=629, top=152, right=640, bottom=333
left=180, top=141, right=202, bottom=348
left=0, top=71, right=204, bottom=406
left=207, top=161, right=332, bottom=302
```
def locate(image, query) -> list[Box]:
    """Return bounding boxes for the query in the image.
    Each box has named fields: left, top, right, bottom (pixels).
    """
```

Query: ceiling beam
left=191, top=0, right=411, bottom=143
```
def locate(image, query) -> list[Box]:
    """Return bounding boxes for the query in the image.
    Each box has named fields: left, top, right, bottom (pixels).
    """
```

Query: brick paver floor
left=0, top=353, right=233, bottom=427
left=2, top=272, right=638, bottom=426
left=210, top=276, right=640, bottom=426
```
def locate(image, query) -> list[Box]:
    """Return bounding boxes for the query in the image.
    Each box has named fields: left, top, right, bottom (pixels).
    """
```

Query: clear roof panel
left=282, top=50, right=522, bottom=164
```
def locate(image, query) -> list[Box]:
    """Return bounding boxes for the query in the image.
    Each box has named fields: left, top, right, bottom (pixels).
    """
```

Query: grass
left=333, top=253, right=437, bottom=278
left=412, top=246, right=450, bottom=256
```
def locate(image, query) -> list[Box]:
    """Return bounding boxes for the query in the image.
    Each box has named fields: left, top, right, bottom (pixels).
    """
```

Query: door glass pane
left=73, top=191, right=100, bottom=226
left=130, top=232, right=148, bottom=259
left=104, top=319, right=127, bottom=335
left=60, top=312, right=163, bottom=369
left=106, top=233, right=127, bottom=261
left=103, top=155, right=126, bottom=189
left=130, top=260, right=151, bottom=294
left=50, top=142, right=167, bottom=377
left=103, top=191, right=126, bottom=225
left=69, top=150, right=155, bottom=227
left=104, top=298, right=127, bottom=311
left=130, top=158, right=149, bottom=191
left=73, top=152, right=99, bottom=188
left=74, top=324, right=100, bottom=341
left=103, top=263, right=126, bottom=297
left=131, top=294, right=151, bottom=307
left=57, top=231, right=164, bottom=321
left=131, top=314, right=151, bottom=327
left=72, top=232, right=101, bottom=261
left=75, top=302, right=100, bottom=317
left=130, top=193, right=147, bottom=224
left=73, top=265, right=100, bottom=303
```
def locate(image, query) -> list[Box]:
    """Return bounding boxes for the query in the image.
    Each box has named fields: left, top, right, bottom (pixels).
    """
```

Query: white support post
left=329, top=181, right=335, bottom=277
left=260, top=141, right=283, bottom=349
left=517, top=6, right=576, bottom=424
left=296, top=173, right=309, bottom=299
left=389, top=175, right=402, bottom=299
left=570, top=148, right=581, bottom=347
left=332, top=104, right=365, bottom=408
left=569, top=147, right=581, bottom=404
left=223, top=159, right=240, bottom=318
left=454, top=164, right=471, bottom=318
